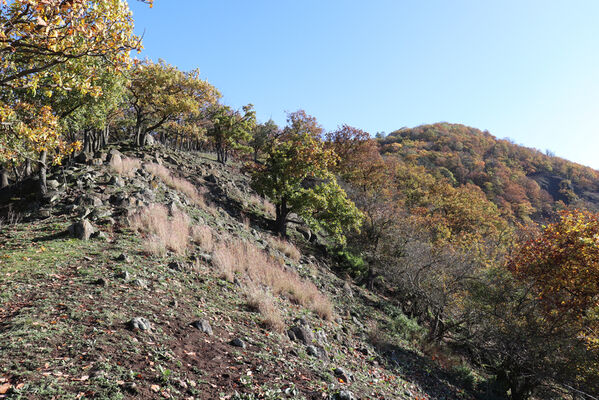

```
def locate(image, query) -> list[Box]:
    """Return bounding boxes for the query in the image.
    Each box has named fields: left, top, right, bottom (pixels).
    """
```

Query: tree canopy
left=251, top=110, right=363, bottom=243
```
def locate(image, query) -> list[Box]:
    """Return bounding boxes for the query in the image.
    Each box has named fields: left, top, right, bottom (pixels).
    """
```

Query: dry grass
left=269, top=237, right=301, bottom=262
left=212, top=238, right=333, bottom=320
left=144, top=162, right=204, bottom=206
left=245, top=285, right=285, bottom=332
left=191, top=224, right=214, bottom=252
left=263, top=199, right=276, bottom=218
left=247, top=195, right=276, bottom=218
left=128, top=203, right=190, bottom=255
left=109, top=155, right=141, bottom=177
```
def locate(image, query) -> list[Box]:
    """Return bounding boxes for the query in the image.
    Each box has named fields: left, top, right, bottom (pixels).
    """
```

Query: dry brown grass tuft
left=212, top=238, right=333, bottom=320
left=269, top=237, right=301, bottom=262
left=247, top=195, right=276, bottom=218
left=191, top=224, right=214, bottom=252
left=144, top=162, right=204, bottom=206
left=109, top=155, right=141, bottom=177
left=128, top=203, right=190, bottom=255
left=263, top=199, right=276, bottom=218
left=245, top=285, right=285, bottom=332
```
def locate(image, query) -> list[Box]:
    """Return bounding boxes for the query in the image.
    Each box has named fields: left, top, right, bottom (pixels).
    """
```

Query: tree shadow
left=372, top=340, right=477, bottom=399
left=32, top=230, right=70, bottom=242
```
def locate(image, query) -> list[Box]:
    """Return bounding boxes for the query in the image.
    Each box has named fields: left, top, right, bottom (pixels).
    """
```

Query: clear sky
left=129, top=0, right=599, bottom=169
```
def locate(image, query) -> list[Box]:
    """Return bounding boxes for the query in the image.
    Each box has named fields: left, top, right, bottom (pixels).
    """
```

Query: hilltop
left=380, top=123, right=599, bottom=223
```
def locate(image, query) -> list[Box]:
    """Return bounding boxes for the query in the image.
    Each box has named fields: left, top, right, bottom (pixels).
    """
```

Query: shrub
left=333, top=247, right=368, bottom=280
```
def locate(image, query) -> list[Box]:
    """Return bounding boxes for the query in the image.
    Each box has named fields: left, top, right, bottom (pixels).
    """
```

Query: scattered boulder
left=106, top=149, right=122, bottom=163
left=306, top=345, right=328, bottom=360
left=68, top=218, right=95, bottom=240
left=116, top=253, right=131, bottom=263
left=287, top=324, right=314, bottom=345
left=190, top=320, right=213, bottom=335
left=334, top=367, right=353, bottom=383
left=128, top=317, right=151, bottom=331
left=296, top=226, right=312, bottom=242
left=229, top=338, right=246, bottom=349
left=132, top=278, right=148, bottom=289
left=118, top=270, right=131, bottom=281
left=333, top=390, right=356, bottom=400
left=47, top=180, right=60, bottom=190
left=168, top=260, right=185, bottom=271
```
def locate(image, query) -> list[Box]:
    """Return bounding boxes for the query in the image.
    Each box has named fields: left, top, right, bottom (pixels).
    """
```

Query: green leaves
left=251, top=110, right=363, bottom=243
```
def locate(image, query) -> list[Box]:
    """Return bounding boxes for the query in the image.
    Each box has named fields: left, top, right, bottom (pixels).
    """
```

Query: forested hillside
left=380, top=123, right=599, bottom=223
left=1, top=2, right=598, bottom=400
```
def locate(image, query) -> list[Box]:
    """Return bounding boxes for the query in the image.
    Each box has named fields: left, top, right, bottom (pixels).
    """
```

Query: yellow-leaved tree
left=0, top=0, right=149, bottom=193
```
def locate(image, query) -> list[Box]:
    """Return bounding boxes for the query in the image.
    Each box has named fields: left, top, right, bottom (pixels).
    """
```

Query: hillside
left=379, top=123, right=599, bottom=222
left=0, top=143, right=482, bottom=400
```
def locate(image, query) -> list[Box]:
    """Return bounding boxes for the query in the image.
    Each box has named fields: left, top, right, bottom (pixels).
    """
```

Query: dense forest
left=0, top=1, right=598, bottom=400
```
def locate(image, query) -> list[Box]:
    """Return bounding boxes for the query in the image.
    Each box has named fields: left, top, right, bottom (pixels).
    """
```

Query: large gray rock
left=47, top=180, right=60, bottom=190
left=106, top=149, right=122, bottom=163
left=287, top=325, right=314, bottom=345
left=190, top=320, right=213, bottom=335
left=69, top=218, right=95, bottom=240
left=128, top=317, right=151, bottom=331
left=229, top=338, right=246, bottom=349
left=333, top=367, right=353, bottom=383
left=334, top=390, right=356, bottom=400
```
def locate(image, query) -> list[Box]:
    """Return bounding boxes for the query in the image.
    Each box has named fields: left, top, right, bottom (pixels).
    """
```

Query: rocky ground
left=0, top=143, right=477, bottom=399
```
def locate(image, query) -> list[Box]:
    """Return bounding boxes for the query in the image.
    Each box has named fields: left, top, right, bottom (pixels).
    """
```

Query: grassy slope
left=0, top=146, right=472, bottom=400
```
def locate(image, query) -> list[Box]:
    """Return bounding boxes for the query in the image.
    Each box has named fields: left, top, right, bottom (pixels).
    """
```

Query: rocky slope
left=0, top=143, right=480, bottom=399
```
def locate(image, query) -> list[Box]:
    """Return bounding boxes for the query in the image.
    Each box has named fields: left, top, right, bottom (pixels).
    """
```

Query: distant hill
left=379, top=123, right=599, bottom=222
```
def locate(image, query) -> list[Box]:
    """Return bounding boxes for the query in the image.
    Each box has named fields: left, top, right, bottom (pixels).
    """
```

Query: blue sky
left=129, top=1, right=599, bottom=168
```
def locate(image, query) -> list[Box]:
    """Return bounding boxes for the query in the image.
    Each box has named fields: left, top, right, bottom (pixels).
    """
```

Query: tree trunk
left=135, top=125, right=147, bottom=147
left=24, top=159, right=32, bottom=177
left=38, top=151, right=48, bottom=195
left=0, top=168, right=8, bottom=188
left=274, top=197, right=289, bottom=237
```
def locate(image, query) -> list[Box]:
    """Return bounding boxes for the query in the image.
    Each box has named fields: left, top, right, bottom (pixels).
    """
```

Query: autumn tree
left=507, top=209, right=599, bottom=355
left=128, top=59, right=220, bottom=147
left=250, top=119, right=278, bottom=162
left=207, top=104, right=256, bottom=164
left=0, top=0, right=149, bottom=193
left=251, top=110, right=363, bottom=242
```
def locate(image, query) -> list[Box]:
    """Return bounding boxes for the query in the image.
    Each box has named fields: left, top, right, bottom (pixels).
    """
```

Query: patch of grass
left=245, top=285, right=285, bottom=332
left=144, top=162, right=205, bottom=207
left=191, top=224, right=214, bottom=252
left=212, top=238, right=333, bottom=320
left=128, top=203, right=190, bottom=255
left=269, top=237, right=301, bottom=262
left=109, top=155, right=141, bottom=177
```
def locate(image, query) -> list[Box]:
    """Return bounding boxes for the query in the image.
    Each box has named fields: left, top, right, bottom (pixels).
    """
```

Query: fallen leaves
left=0, top=384, right=10, bottom=394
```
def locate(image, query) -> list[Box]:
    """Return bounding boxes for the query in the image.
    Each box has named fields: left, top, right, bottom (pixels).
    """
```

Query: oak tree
left=251, top=110, right=363, bottom=242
